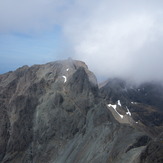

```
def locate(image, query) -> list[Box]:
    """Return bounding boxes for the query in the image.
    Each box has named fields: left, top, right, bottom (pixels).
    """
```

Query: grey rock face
left=0, top=60, right=162, bottom=163
left=100, top=78, right=163, bottom=135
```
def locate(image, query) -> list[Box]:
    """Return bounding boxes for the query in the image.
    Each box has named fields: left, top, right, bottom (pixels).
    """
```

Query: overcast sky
left=0, top=0, right=163, bottom=83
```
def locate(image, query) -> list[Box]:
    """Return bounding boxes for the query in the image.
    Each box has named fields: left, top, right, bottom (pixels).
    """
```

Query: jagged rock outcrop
left=99, top=78, right=163, bottom=135
left=100, top=78, right=163, bottom=163
left=0, top=59, right=162, bottom=163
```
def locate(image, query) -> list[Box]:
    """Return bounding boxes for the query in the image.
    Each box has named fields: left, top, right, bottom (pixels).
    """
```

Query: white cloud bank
left=63, top=0, right=163, bottom=83
left=0, top=0, right=67, bottom=33
left=1, top=0, right=163, bottom=83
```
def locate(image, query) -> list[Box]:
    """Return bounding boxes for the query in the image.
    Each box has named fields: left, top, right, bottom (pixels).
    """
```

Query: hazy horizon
left=1, top=0, right=163, bottom=84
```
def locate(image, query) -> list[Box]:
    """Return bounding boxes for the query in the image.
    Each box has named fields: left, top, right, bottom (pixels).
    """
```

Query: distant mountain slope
left=100, top=78, right=163, bottom=137
left=0, top=59, right=162, bottom=163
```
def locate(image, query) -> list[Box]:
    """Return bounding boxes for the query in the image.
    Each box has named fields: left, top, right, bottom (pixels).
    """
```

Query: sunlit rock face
left=0, top=59, right=162, bottom=163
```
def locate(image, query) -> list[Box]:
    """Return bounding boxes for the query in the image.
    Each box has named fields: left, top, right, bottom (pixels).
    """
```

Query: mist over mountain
left=1, top=0, right=163, bottom=84
left=1, top=1, right=163, bottom=161
left=0, top=59, right=162, bottom=163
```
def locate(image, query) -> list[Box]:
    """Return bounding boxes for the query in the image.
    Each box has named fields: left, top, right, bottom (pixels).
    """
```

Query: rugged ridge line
left=0, top=59, right=162, bottom=163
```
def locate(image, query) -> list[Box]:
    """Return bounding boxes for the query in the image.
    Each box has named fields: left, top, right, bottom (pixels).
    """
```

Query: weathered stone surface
left=0, top=59, right=162, bottom=163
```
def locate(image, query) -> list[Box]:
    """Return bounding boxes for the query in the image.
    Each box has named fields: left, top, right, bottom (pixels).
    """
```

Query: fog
left=1, top=0, right=163, bottom=83
left=62, top=0, right=163, bottom=83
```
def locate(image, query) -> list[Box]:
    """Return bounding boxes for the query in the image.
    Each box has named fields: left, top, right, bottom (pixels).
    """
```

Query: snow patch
left=131, top=102, right=137, bottom=104
left=108, top=104, right=116, bottom=110
left=126, top=107, right=131, bottom=116
left=117, top=100, right=121, bottom=107
left=108, top=104, right=124, bottom=119
left=62, top=76, right=67, bottom=83
left=136, top=122, right=138, bottom=124
left=66, top=68, right=69, bottom=71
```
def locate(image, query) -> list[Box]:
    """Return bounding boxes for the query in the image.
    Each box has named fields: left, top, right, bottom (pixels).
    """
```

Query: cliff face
left=0, top=59, right=162, bottom=163
left=100, top=78, right=163, bottom=137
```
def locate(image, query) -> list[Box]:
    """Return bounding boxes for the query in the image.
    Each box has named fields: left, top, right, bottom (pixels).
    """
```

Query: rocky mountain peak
left=0, top=60, right=162, bottom=163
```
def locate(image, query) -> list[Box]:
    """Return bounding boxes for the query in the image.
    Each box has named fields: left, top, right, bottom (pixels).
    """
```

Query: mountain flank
left=0, top=59, right=162, bottom=163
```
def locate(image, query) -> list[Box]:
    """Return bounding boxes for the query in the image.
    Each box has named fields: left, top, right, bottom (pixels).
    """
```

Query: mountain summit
left=0, top=59, right=162, bottom=163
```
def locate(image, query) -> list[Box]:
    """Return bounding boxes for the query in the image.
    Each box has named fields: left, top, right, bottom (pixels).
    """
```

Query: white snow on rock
left=126, top=107, right=131, bottom=116
left=117, top=100, right=122, bottom=107
left=108, top=104, right=116, bottom=110
left=66, top=68, right=69, bottom=71
left=131, top=102, right=137, bottom=104
left=136, top=122, right=138, bottom=124
left=62, top=76, right=67, bottom=83
left=108, top=104, right=124, bottom=119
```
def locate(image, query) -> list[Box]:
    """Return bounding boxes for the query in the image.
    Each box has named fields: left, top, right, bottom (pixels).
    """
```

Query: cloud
left=62, top=0, right=163, bottom=83
left=1, top=0, right=163, bottom=83
left=0, top=0, right=67, bottom=33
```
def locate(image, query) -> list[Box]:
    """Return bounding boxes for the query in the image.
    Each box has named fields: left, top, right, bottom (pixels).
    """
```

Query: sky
left=0, top=0, right=163, bottom=83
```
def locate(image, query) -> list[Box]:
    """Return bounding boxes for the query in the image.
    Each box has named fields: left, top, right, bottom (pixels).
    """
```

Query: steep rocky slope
left=0, top=59, right=162, bottom=163
left=100, top=78, right=163, bottom=137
